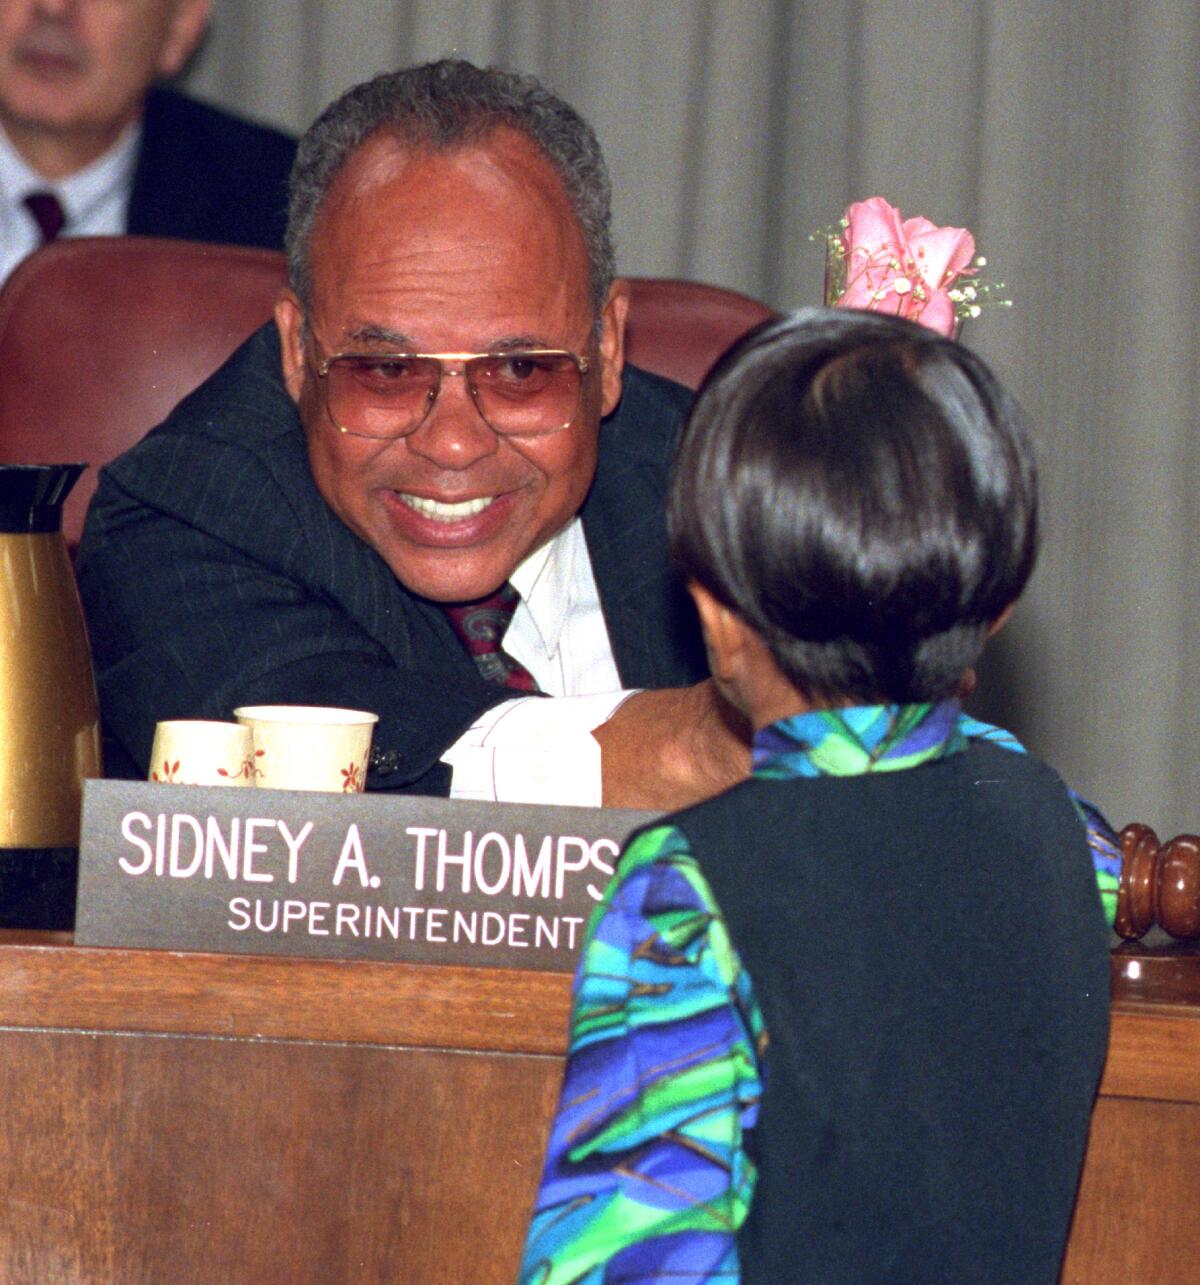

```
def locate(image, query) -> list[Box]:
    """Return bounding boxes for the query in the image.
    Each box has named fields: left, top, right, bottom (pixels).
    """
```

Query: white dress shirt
left=440, top=517, right=637, bottom=806
left=0, top=121, right=140, bottom=285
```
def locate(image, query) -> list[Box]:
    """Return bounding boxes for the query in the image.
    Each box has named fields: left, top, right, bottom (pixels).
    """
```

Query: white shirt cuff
left=441, top=691, right=636, bottom=806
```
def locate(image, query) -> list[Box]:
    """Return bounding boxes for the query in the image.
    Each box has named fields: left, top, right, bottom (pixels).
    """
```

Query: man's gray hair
left=285, top=58, right=615, bottom=313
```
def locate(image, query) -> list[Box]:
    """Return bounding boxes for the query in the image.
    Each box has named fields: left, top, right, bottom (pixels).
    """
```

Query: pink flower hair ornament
left=816, top=196, right=1009, bottom=338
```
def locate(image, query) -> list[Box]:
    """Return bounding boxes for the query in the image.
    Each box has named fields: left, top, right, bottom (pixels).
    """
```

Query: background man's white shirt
left=0, top=121, right=139, bottom=285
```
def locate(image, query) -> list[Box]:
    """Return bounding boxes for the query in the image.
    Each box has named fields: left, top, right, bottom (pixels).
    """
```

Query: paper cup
left=149, top=720, right=257, bottom=787
left=233, top=705, right=378, bottom=793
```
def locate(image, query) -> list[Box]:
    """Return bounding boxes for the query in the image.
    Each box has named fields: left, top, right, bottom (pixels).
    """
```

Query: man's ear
left=597, top=278, right=630, bottom=417
left=157, top=0, right=213, bottom=79
left=688, top=582, right=750, bottom=684
left=274, top=288, right=308, bottom=406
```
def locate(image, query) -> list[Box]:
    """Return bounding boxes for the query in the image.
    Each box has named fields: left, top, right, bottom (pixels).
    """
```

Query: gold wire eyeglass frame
left=310, top=345, right=591, bottom=439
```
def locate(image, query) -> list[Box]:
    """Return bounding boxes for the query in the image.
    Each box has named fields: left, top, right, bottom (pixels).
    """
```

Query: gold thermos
left=0, top=464, right=102, bottom=848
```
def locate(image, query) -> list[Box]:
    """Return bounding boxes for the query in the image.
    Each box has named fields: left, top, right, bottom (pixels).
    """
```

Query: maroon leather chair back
left=0, top=237, right=287, bottom=549
left=624, top=276, right=774, bottom=389
left=0, top=236, right=772, bottom=549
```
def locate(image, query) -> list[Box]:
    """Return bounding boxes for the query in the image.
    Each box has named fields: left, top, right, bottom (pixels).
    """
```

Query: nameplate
left=75, top=780, right=656, bottom=971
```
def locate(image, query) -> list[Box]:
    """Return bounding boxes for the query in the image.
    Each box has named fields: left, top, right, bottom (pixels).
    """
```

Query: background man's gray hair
left=285, top=58, right=615, bottom=313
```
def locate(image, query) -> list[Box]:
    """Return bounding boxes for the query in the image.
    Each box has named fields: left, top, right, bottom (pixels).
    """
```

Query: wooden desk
left=1062, top=945, right=1200, bottom=1284
left=0, top=931, right=569, bottom=1284
left=0, top=932, right=1195, bottom=1283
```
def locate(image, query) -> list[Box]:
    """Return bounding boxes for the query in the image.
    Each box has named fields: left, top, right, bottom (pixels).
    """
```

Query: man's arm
left=594, top=681, right=753, bottom=810
left=437, top=680, right=751, bottom=810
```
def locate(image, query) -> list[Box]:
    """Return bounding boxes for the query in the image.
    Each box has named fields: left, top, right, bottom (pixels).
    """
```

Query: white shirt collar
left=508, top=516, right=583, bottom=661
left=0, top=117, right=141, bottom=226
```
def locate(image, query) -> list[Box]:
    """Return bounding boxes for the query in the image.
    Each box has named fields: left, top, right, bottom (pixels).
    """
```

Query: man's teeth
left=399, top=494, right=494, bottom=521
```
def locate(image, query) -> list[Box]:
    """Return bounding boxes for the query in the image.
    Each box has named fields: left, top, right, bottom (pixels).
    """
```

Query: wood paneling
left=0, top=933, right=569, bottom=1284
left=1063, top=949, right=1200, bottom=1284
left=1062, top=1096, right=1200, bottom=1284
left=1, top=932, right=1197, bottom=1283
left=0, top=1030, right=560, bottom=1284
left=0, top=930, right=571, bottom=1053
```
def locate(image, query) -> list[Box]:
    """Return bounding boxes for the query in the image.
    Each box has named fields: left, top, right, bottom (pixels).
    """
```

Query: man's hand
left=593, top=679, right=752, bottom=811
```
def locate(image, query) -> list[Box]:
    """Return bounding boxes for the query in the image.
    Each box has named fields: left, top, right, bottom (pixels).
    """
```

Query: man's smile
left=396, top=492, right=497, bottom=523
left=379, top=486, right=520, bottom=551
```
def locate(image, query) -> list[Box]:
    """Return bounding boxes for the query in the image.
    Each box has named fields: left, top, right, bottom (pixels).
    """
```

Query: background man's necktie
left=23, top=191, right=66, bottom=243
left=443, top=583, right=539, bottom=692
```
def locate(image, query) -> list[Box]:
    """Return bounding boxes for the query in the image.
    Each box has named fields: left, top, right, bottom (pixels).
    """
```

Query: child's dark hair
left=667, top=307, right=1038, bottom=703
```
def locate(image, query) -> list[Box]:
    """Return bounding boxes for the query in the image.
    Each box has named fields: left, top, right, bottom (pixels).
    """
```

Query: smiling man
left=0, top=0, right=295, bottom=284
left=77, top=59, right=750, bottom=810
left=275, top=130, right=614, bottom=608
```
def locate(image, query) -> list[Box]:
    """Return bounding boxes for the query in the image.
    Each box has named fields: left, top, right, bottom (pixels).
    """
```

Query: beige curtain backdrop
left=184, top=0, right=1198, bottom=840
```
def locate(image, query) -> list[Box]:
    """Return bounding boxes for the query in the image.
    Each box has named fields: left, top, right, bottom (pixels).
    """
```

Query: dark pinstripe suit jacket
left=76, top=326, right=707, bottom=794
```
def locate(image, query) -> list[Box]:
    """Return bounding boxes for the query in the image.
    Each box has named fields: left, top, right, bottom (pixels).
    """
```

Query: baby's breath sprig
left=946, top=261, right=1011, bottom=322
left=811, top=221, right=850, bottom=306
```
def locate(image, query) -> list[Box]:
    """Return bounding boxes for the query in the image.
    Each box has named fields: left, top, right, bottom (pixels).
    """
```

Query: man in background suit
left=0, top=0, right=296, bottom=284
left=78, top=59, right=750, bottom=813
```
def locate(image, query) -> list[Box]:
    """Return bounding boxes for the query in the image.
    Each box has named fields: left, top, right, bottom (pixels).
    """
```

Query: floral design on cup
left=148, top=720, right=257, bottom=787
left=233, top=705, right=378, bottom=793
left=218, top=749, right=265, bottom=783
left=152, top=759, right=182, bottom=783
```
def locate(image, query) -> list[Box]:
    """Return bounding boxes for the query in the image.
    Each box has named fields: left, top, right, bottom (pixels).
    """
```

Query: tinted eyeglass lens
left=327, top=357, right=439, bottom=437
left=326, top=353, right=581, bottom=437
left=471, top=353, right=581, bottom=434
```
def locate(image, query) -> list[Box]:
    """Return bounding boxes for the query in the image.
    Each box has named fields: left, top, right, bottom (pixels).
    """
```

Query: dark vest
left=673, top=740, right=1110, bottom=1283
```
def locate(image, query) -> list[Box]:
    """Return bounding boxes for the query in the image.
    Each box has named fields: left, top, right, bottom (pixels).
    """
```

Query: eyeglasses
left=310, top=344, right=591, bottom=440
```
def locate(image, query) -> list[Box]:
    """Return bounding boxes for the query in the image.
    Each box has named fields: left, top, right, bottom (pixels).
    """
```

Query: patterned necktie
left=23, top=191, right=66, bottom=243
left=443, top=582, right=539, bottom=692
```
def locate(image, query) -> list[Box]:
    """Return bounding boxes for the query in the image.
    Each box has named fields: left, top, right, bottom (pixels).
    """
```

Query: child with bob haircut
left=519, top=309, right=1111, bottom=1284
